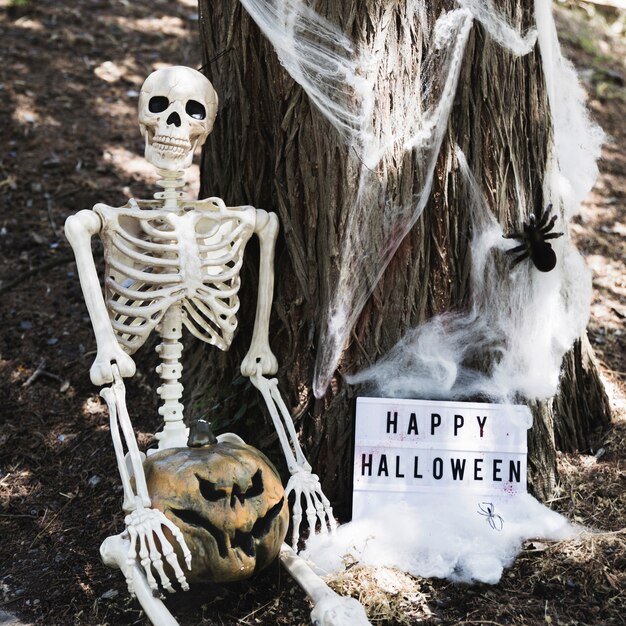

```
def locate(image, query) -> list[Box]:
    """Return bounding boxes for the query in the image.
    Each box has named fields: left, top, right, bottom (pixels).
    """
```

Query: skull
left=138, top=66, right=218, bottom=171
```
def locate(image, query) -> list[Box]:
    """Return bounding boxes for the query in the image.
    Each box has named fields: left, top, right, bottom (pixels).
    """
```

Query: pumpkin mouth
left=170, top=497, right=284, bottom=558
left=169, top=468, right=285, bottom=559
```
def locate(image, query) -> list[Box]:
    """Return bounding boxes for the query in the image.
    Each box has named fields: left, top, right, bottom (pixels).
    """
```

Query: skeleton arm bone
left=250, top=374, right=336, bottom=549
left=100, top=367, right=191, bottom=595
left=241, top=210, right=279, bottom=376
left=64, top=207, right=136, bottom=385
left=100, top=366, right=151, bottom=511
left=240, top=210, right=335, bottom=545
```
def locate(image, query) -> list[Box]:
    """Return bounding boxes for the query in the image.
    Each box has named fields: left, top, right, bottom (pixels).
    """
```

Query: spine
left=154, top=302, right=187, bottom=449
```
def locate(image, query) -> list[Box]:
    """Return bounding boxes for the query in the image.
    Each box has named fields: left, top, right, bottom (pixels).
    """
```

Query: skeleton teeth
left=152, top=141, right=188, bottom=157
left=153, top=135, right=192, bottom=150
left=161, top=146, right=183, bottom=153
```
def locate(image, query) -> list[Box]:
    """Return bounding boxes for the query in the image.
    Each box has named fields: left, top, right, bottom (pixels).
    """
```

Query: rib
left=113, top=334, right=139, bottom=350
left=196, top=281, right=240, bottom=300
left=108, top=258, right=182, bottom=285
left=110, top=233, right=179, bottom=267
left=181, top=308, right=226, bottom=349
left=196, top=225, right=249, bottom=252
left=111, top=316, right=152, bottom=333
left=183, top=299, right=222, bottom=336
left=200, top=245, right=242, bottom=267
left=113, top=227, right=175, bottom=253
left=105, top=278, right=179, bottom=300
left=190, top=296, right=239, bottom=327
left=108, top=299, right=167, bottom=318
left=139, top=220, right=176, bottom=240
left=182, top=315, right=216, bottom=344
left=197, top=264, right=242, bottom=283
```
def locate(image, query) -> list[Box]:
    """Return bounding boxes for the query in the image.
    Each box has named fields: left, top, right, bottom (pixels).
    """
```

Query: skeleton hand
left=286, top=468, right=337, bottom=550
left=123, top=504, right=192, bottom=596
left=90, top=345, right=136, bottom=386
left=241, top=345, right=278, bottom=377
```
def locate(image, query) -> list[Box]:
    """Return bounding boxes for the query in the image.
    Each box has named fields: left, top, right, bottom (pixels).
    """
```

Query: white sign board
left=353, top=397, right=532, bottom=519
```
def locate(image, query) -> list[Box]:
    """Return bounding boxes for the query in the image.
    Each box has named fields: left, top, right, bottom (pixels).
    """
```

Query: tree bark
left=192, top=0, right=612, bottom=514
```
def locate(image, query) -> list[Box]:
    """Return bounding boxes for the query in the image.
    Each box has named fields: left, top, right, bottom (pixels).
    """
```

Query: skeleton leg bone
left=100, top=495, right=369, bottom=626
left=250, top=373, right=337, bottom=549
left=100, top=535, right=180, bottom=626
left=279, top=545, right=371, bottom=626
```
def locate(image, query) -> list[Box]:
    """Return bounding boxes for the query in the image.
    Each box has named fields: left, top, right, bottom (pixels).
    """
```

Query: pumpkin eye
left=249, top=499, right=284, bottom=539
left=232, top=469, right=264, bottom=504
left=196, top=475, right=228, bottom=502
left=196, top=469, right=264, bottom=508
left=170, top=470, right=283, bottom=559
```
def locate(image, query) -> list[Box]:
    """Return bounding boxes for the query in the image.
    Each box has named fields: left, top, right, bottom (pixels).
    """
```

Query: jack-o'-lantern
left=143, top=430, right=289, bottom=584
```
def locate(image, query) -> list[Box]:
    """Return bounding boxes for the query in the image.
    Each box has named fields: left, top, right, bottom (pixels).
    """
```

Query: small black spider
left=477, top=502, right=504, bottom=531
left=504, top=203, right=564, bottom=272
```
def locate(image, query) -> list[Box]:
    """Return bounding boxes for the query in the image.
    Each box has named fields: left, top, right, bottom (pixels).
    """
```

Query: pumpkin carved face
left=143, top=441, right=288, bottom=583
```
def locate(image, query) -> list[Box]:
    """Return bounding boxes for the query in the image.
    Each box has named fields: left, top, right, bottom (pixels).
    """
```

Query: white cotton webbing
left=237, top=1, right=477, bottom=396
left=347, top=148, right=592, bottom=402
left=238, top=0, right=375, bottom=150
left=534, top=0, right=603, bottom=219
left=237, top=1, right=540, bottom=396
left=315, top=8, right=475, bottom=397
left=459, top=0, right=537, bottom=55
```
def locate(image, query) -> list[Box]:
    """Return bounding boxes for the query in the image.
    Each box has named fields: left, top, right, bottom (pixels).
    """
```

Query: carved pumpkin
left=143, top=440, right=289, bottom=583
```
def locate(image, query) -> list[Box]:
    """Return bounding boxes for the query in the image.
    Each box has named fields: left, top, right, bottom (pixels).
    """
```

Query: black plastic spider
left=504, top=203, right=564, bottom=272
left=477, top=502, right=504, bottom=531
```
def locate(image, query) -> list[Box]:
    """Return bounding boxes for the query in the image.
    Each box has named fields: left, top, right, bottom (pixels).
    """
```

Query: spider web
left=239, top=0, right=601, bottom=403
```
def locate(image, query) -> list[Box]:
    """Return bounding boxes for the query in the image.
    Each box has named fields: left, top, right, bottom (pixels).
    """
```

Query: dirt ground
left=0, top=1, right=624, bottom=625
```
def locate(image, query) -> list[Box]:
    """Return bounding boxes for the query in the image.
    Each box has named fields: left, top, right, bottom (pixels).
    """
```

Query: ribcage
left=95, top=200, right=255, bottom=354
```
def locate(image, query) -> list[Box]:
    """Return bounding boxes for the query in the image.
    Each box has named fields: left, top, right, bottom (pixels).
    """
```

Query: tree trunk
left=191, top=0, right=612, bottom=515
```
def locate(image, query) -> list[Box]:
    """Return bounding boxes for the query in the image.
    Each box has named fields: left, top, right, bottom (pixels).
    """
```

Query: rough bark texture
left=191, top=0, right=612, bottom=514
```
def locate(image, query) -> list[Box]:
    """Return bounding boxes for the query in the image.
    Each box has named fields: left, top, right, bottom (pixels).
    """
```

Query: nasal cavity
left=166, top=112, right=182, bottom=127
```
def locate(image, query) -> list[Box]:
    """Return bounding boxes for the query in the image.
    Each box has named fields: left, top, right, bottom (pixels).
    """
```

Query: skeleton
left=66, top=66, right=367, bottom=626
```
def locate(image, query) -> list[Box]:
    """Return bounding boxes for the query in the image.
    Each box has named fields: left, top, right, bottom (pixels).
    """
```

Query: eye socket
left=186, top=100, right=206, bottom=120
left=148, top=96, right=169, bottom=113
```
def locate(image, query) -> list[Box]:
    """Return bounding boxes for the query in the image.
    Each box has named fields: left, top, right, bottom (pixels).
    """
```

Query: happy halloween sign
left=352, top=397, right=531, bottom=518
